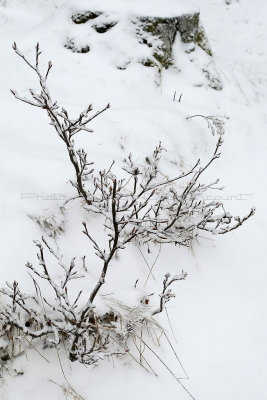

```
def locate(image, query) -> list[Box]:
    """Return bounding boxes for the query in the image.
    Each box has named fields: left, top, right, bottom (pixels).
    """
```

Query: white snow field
left=0, top=0, right=266, bottom=399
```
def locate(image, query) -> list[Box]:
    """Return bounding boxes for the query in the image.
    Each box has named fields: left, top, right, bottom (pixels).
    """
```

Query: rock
left=203, top=65, right=223, bottom=90
left=140, top=58, right=157, bottom=67
left=135, top=16, right=177, bottom=69
left=71, top=11, right=102, bottom=24
left=64, top=39, right=90, bottom=54
left=69, top=9, right=212, bottom=64
left=177, top=13, right=199, bottom=43
left=92, top=20, right=117, bottom=33
left=135, top=13, right=213, bottom=69
left=68, top=8, right=222, bottom=89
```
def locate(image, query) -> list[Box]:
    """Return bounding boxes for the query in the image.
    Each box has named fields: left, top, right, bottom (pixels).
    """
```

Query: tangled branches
left=0, top=43, right=255, bottom=383
left=10, top=43, right=254, bottom=250
left=0, top=236, right=185, bottom=367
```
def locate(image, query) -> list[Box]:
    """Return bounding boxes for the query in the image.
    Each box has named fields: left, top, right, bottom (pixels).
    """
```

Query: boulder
left=66, top=8, right=222, bottom=89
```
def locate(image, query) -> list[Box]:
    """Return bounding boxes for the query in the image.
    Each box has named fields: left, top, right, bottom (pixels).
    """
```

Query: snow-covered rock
left=66, top=1, right=222, bottom=88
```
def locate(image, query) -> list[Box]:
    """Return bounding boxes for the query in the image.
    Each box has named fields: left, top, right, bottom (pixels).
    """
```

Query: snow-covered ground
left=0, top=0, right=266, bottom=399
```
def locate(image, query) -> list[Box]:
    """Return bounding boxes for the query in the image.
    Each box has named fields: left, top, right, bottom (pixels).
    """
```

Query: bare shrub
left=0, top=44, right=255, bottom=398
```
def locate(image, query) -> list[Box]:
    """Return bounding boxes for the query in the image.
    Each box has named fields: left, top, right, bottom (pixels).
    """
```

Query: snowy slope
left=0, top=0, right=266, bottom=399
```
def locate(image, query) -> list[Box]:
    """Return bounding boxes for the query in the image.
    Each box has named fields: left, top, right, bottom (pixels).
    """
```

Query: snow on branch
left=11, top=42, right=110, bottom=202
left=10, top=43, right=254, bottom=255
left=0, top=44, right=255, bottom=388
left=0, top=238, right=123, bottom=364
left=153, top=271, right=188, bottom=316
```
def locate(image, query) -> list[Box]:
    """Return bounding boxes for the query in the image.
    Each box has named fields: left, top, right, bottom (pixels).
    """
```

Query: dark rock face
left=64, top=39, right=90, bottom=54
left=71, top=11, right=102, bottom=24
left=92, top=21, right=117, bottom=33
left=135, top=13, right=213, bottom=69
left=136, top=17, right=177, bottom=69
left=177, top=13, right=200, bottom=43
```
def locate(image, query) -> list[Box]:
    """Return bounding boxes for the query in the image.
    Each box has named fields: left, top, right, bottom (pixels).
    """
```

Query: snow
left=0, top=0, right=267, bottom=399
left=67, top=0, right=199, bottom=18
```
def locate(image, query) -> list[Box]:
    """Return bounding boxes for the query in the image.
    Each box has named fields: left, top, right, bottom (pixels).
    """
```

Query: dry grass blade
left=162, top=331, right=189, bottom=380
left=165, top=306, right=177, bottom=342
left=23, top=336, right=50, bottom=363
left=135, top=334, right=196, bottom=400
left=56, top=349, right=86, bottom=400
left=137, top=245, right=156, bottom=281
left=144, top=244, right=162, bottom=286
left=49, top=379, right=84, bottom=400
left=132, top=334, right=158, bottom=376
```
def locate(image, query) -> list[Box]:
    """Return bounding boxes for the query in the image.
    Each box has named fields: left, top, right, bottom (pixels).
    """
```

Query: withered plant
left=0, top=44, right=254, bottom=398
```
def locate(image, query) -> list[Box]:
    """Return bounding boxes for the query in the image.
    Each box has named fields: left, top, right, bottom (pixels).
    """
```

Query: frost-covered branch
left=1, top=44, right=255, bottom=375
left=0, top=238, right=123, bottom=364
left=186, top=114, right=229, bottom=136
left=152, top=271, right=188, bottom=316
left=11, top=42, right=110, bottom=202
left=11, top=44, right=254, bottom=256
